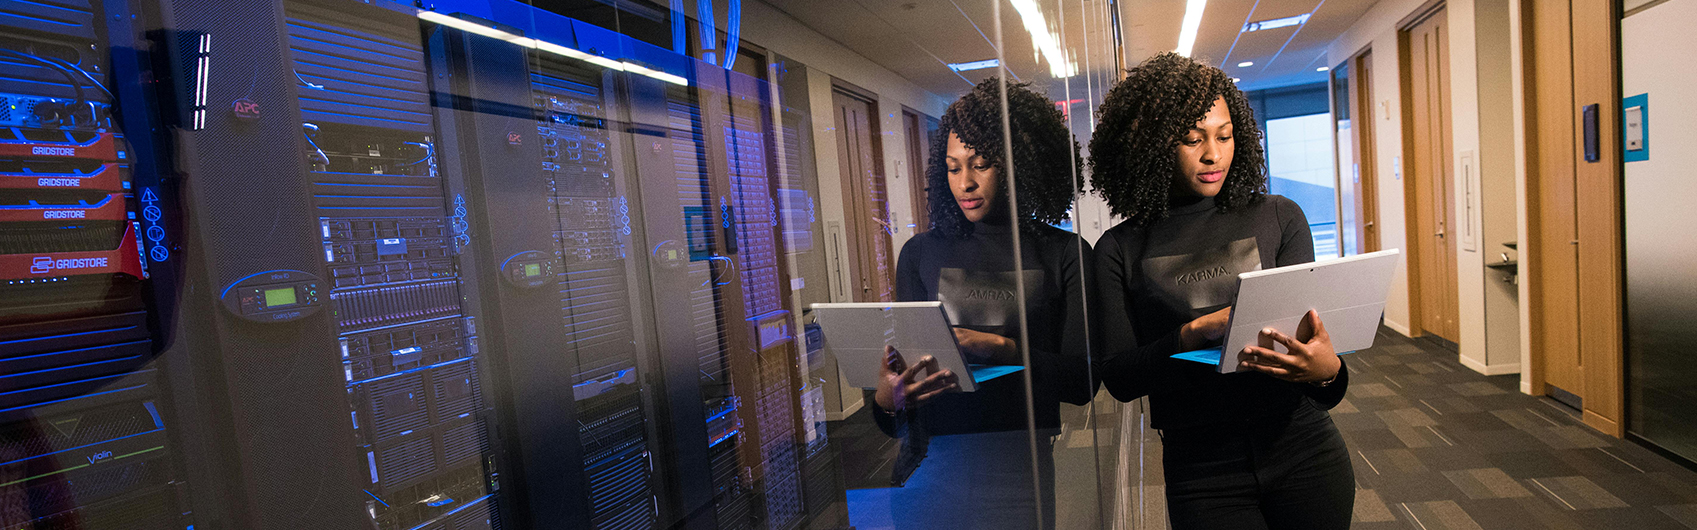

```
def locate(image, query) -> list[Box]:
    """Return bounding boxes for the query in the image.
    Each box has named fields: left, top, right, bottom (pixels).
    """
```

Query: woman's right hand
left=1179, top=307, right=1232, bottom=350
left=874, top=345, right=960, bottom=412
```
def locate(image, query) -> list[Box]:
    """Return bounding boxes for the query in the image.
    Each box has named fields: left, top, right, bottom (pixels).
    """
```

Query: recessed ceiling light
left=947, top=59, right=1000, bottom=72
left=1242, top=13, right=1311, bottom=33
left=1175, top=0, right=1208, bottom=57
left=1231, top=77, right=1241, bottom=83
left=1317, top=66, right=1330, bottom=72
left=1237, top=61, right=1254, bottom=68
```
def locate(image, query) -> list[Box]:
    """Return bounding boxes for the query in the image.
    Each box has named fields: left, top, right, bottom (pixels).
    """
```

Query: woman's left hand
left=1236, top=310, right=1341, bottom=384
left=953, top=328, right=1018, bottom=365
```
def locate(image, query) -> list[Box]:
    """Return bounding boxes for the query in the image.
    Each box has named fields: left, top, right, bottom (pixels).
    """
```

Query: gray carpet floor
left=829, top=327, right=1697, bottom=529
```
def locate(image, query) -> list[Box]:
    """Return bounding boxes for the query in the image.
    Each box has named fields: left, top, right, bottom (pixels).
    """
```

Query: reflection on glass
left=0, top=0, right=1127, bottom=527
left=850, top=79, right=1090, bottom=529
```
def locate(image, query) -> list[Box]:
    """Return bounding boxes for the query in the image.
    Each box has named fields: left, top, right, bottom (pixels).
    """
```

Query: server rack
left=427, top=20, right=600, bottom=530
left=49, top=0, right=853, bottom=527
left=0, top=0, right=185, bottom=528
left=155, top=0, right=500, bottom=528
left=283, top=2, right=501, bottom=528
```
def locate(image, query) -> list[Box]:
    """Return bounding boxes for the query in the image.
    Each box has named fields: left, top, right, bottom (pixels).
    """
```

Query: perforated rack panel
left=532, top=55, right=657, bottom=530
left=0, top=1, right=181, bottom=527
left=284, top=3, right=499, bottom=528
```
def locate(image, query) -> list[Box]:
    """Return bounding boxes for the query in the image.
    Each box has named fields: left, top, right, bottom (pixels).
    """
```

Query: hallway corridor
left=1129, top=329, right=1697, bottom=530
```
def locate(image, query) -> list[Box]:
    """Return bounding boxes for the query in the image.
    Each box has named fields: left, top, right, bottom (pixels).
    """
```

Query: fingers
left=884, top=346, right=908, bottom=375
left=1259, top=327, right=1306, bottom=354
left=912, top=382, right=961, bottom=403
left=909, top=369, right=959, bottom=403
left=915, top=369, right=957, bottom=392
left=1238, top=346, right=1303, bottom=380
left=900, top=355, right=939, bottom=384
left=1239, top=359, right=1294, bottom=378
left=1305, top=309, right=1331, bottom=342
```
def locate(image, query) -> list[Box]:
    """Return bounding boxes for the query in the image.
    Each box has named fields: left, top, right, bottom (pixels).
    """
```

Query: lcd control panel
left=220, top=269, right=325, bottom=322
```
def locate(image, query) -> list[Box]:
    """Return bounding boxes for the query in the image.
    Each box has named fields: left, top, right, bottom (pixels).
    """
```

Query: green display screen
left=525, top=263, right=542, bottom=277
left=264, top=287, right=298, bottom=307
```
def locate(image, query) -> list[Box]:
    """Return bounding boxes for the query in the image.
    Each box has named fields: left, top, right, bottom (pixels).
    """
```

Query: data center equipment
left=31, top=0, right=853, bottom=527
left=151, top=1, right=501, bottom=528
left=285, top=2, right=502, bottom=528
left=532, top=57, right=660, bottom=530
left=428, top=2, right=846, bottom=524
left=0, top=0, right=187, bottom=528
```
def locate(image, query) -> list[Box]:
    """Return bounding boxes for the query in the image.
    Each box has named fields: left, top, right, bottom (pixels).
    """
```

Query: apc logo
left=232, top=98, right=261, bottom=120
left=30, top=257, right=51, bottom=274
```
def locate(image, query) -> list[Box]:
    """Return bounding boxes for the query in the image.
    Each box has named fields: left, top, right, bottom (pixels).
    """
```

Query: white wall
left=1326, top=0, right=1521, bottom=375
left=1621, top=0, right=1697, bottom=407
left=1510, top=0, right=1534, bottom=393
left=1326, top=1, right=1419, bottom=338
left=1473, top=0, right=1522, bottom=375
left=732, top=0, right=949, bottom=305
left=728, top=0, right=954, bottom=418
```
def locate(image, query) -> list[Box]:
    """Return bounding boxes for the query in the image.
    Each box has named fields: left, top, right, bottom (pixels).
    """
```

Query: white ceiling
left=758, top=0, right=1378, bottom=99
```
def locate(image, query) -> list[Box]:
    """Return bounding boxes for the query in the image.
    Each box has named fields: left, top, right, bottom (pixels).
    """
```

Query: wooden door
left=1403, top=9, right=1460, bottom=342
left=903, top=110, right=931, bottom=234
left=1353, top=51, right=1381, bottom=252
left=1525, top=0, right=1586, bottom=403
left=832, top=89, right=894, bottom=302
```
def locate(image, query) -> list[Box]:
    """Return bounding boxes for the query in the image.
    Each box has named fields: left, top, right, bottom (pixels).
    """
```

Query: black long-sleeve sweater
left=873, top=220, right=1096, bottom=435
left=1094, top=194, right=1348, bottom=431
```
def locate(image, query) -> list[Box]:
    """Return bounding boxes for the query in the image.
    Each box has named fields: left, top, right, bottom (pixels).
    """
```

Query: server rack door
left=158, top=1, right=504, bottom=528
left=620, top=72, right=720, bottom=530
left=151, top=0, right=368, bottom=528
left=0, top=2, right=188, bottom=526
left=529, top=56, right=662, bottom=530
left=629, top=55, right=813, bottom=530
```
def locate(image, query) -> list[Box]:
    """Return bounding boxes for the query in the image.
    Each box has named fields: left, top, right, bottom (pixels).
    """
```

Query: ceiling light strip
left=1243, top=13, right=1310, bottom=33
left=1174, top=0, right=1208, bottom=58
left=948, top=59, right=1000, bottom=72
left=416, top=10, right=688, bottom=86
left=1008, top=0, right=1078, bottom=77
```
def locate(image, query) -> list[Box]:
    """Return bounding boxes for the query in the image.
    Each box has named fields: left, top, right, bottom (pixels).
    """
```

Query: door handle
left=1436, top=230, right=1446, bottom=238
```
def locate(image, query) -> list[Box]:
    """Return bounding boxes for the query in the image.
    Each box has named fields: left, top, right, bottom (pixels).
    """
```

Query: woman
left=868, top=78, right=1093, bottom=529
left=1090, top=52, right=1354, bottom=529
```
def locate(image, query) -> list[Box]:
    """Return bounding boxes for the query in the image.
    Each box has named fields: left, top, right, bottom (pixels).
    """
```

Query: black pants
left=1161, top=402, right=1355, bottom=530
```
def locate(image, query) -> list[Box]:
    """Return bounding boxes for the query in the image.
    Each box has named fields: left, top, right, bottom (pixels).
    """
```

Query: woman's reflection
left=869, top=78, right=1093, bottom=529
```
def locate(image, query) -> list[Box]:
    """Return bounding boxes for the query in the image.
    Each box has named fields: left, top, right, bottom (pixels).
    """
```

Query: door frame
left=1519, top=0, right=1627, bottom=436
left=1352, top=48, right=1382, bottom=253
left=1398, top=2, right=1458, bottom=341
left=830, top=79, right=892, bottom=302
left=901, top=107, right=934, bottom=235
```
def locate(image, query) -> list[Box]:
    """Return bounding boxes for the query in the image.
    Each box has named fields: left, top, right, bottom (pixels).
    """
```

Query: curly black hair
left=925, top=78, right=1083, bottom=238
left=1088, top=52, right=1268, bottom=226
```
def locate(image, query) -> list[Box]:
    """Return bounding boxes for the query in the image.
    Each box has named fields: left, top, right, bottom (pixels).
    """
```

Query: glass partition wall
left=0, top=0, right=1132, bottom=529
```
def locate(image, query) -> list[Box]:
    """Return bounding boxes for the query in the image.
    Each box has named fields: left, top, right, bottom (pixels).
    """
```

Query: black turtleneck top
left=872, top=219, right=1096, bottom=435
left=1094, top=194, right=1348, bottom=431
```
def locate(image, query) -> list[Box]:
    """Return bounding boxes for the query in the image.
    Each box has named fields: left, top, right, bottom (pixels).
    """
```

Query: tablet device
left=1173, top=249, right=1401, bottom=373
left=810, top=301, right=1025, bottom=392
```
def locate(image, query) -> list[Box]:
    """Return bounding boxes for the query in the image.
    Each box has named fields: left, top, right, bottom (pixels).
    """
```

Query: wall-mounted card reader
left=221, top=270, right=324, bottom=323
left=1624, top=93, right=1649, bottom=163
